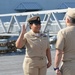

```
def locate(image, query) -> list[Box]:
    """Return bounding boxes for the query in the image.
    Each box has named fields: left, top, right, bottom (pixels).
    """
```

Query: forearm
left=16, top=32, right=25, bottom=48
left=46, top=48, right=52, bottom=63
left=54, top=50, right=62, bottom=68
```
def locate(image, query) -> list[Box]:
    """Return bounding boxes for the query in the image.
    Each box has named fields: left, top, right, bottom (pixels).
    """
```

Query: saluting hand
left=21, top=24, right=26, bottom=35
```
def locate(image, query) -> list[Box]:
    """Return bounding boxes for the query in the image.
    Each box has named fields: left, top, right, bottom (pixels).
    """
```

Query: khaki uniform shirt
left=56, top=25, right=75, bottom=62
left=23, top=30, right=50, bottom=57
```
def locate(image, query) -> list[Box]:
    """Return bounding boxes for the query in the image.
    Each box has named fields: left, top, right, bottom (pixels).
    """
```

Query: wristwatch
left=54, top=67, right=59, bottom=71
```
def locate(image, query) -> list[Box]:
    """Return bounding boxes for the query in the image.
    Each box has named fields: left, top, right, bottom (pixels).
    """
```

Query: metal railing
left=0, top=8, right=68, bottom=36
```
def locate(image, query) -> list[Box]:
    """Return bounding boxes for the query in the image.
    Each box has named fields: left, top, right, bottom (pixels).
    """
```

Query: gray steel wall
left=0, top=0, right=75, bottom=14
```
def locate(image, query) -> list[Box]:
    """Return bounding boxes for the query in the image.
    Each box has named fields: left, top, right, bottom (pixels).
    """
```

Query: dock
left=0, top=49, right=56, bottom=75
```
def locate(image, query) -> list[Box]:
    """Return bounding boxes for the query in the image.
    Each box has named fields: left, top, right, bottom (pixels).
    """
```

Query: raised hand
left=21, top=24, right=26, bottom=35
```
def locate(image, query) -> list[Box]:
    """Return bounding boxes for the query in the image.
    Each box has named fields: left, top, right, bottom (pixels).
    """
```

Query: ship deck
left=0, top=49, right=56, bottom=75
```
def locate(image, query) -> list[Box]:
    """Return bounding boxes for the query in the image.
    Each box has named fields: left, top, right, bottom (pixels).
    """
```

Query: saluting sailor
left=16, top=16, right=52, bottom=75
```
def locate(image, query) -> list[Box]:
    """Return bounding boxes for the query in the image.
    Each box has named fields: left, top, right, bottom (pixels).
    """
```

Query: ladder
left=0, top=8, right=68, bottom=36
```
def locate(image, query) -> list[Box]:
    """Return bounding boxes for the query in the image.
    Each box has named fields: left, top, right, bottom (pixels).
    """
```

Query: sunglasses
left=33, top=22, right=41, bottom=25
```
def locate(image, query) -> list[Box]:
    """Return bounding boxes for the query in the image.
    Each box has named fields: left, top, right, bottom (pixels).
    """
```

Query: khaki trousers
left=61, top=60, right=75, bottom=75
left=23, top=57, right=47, bottom=75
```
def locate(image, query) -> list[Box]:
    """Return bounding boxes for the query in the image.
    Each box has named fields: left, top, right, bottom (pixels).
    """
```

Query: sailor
left=54, top=8, right=75, bottom=75
left=16, top=16, right=52, bottom=75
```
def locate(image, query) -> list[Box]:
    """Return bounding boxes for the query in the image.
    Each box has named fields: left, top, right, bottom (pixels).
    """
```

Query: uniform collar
left=30, top=30, right=43, bottom=37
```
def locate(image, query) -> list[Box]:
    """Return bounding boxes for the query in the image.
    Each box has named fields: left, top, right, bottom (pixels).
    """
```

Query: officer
left=54, top=8, right=75, bottom=75
left=16, top=16, right=52, bottom=75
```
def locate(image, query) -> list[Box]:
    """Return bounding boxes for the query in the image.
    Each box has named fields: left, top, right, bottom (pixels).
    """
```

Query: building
left=0, top=0, right=75, bottom=14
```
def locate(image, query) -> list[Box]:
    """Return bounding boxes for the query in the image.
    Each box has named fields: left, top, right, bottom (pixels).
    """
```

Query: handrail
left=0, top=8, right=69, bottom=36
left=0, top=9, right=67, bottom=17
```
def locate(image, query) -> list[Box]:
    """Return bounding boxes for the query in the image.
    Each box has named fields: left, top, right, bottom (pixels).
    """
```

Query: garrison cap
left=28, top=16, right=41, bottom=25
left=66, top=8, right=75, bottom=19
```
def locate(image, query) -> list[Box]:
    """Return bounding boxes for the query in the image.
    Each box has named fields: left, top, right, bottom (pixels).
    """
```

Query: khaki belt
left=25, top=56, right=46, bottom=60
